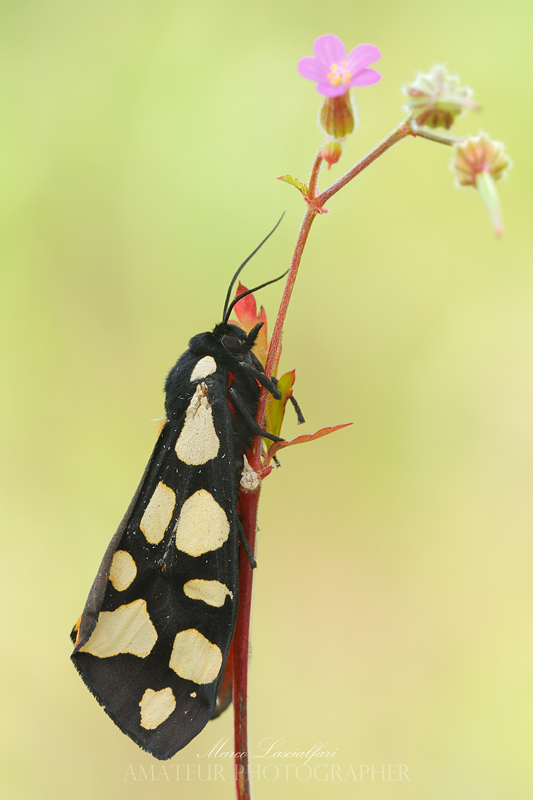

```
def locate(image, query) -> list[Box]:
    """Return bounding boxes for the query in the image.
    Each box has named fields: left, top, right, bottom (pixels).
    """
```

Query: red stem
left=231, top=115, right=438, bottom=799
left=233, top=488, right=259, bottom=800
left=252, top=123, right=413, bottom=454
left=251, top=206, right=317, bottom=467
left=317, top=122, right=411, bottom=206
left=232, top=160, right=322, bottom=799
left=308, top=150, right=324, bottom=198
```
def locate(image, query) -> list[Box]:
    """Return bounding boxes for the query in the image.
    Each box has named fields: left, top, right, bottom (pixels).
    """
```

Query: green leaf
left=265, top=370, right=295, bottom=440
left=278, top=174, right=309, bottom=197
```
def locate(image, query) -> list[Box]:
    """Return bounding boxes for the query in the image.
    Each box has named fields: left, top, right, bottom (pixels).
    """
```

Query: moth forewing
left=71, top=254, right=285, bottom=759
left=71, top=371, right=242, bottom=759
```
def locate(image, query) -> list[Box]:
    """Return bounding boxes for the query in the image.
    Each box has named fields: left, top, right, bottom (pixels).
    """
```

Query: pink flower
left=298, top=34, right=381, bottom=98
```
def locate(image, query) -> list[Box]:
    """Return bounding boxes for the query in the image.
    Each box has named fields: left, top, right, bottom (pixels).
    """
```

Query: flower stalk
left=232, top=36, right=508, bottom=800
left=453, top=133, right=511, bottom=236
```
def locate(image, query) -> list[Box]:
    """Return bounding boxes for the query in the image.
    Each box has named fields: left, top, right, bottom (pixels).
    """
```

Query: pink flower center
left=327, top=60, right=352, bottom=87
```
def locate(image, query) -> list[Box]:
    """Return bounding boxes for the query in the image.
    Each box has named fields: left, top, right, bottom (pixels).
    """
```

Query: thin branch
left=317, top=122, right=412, bottom=206
left=307, top=150, right=324, bottom=198
left=409, top=120, right=460, bottom=146
left=251, top=205, right=318, bottom=468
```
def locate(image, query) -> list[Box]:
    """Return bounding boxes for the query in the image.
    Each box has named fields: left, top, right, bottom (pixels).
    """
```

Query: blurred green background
left=1, top=1, right=532, bottom=798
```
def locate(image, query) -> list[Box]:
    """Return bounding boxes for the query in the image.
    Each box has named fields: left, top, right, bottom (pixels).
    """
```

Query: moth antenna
left=223, top=270, right=288, bottom=326
left=222, top=213, right=285, bottom=324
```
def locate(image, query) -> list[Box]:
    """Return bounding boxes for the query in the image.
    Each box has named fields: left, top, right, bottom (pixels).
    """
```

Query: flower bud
left=321, top=138, right=343, bottom=169
left=320, top=91, right=355, bottom=138
left=453, top=133, right=511, bottom=236
left=454, top=133, right=510, bottom=186
left=403, top=65, right=478, bottom=129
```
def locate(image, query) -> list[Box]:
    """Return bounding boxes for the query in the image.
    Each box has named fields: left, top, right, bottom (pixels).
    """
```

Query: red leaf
left=229, top=283, right=268, bottom=367
left=266, top=423, right=352, bottom=463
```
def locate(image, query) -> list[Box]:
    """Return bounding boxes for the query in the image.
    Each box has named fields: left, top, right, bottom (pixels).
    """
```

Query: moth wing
left=71, top=377, right=240, bottom=759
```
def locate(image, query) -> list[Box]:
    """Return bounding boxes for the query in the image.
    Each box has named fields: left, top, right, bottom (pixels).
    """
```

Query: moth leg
left=238, top=361, right=281, bottom=399
left=288, top=394, right=305, bottom=424
left=243, top=358, right=306, bottom=423
left=270, top=376, right=306, bottom=424
left=229, top=387, right=284, bottom=443
left=237, top=519, right=257, bottom=569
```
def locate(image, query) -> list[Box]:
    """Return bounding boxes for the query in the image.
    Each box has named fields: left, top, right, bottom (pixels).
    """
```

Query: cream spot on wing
left=140, top=482, right=176, bottom=544
left=109, top=550, right=137, bottom=592
left=175, top=489, right=230, bottom=556
left=169, top=629, right=223, bottom=685
left=175, top=384, right=219, bottom=466
left=139, top=687, right=176, bottom=730
left=183, top=579, right=233, bottom=607
left=190, top=355, right=217, bottom=382
left=190, top=692, right=197, bottom=698
left=79, top=599, right=157, bottom=658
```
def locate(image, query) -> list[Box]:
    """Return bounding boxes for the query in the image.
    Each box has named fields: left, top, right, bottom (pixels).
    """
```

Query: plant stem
left=317, top=122, right=411, bottom=206
left=233, top=487, right=259, bottom=800
left=251, top=205, right=318, bottom=466
left=231, top=113, right=457, bottom=800
left=308, top=150, right=324, bottom=198
left=409, top=120, right=460, bottom=146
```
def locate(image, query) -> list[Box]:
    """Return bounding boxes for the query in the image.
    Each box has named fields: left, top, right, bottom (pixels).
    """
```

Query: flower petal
left=297, top=56, right=325, bottom=82
left=316, top=81, right=348, bottom=98
left=348, top=69, right=381, bottom=86
left=313, top=34, right=346, bottom=67
left=348, top=68, right=382, bottom=87
left=346, top=44, right=381, bottom=73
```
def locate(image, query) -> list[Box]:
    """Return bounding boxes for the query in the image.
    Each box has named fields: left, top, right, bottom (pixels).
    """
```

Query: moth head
left=215, top=322, right=263, bottom=355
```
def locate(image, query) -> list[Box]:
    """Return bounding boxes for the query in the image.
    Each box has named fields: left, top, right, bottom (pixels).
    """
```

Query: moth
left=71, top=224, right=291, bottom=760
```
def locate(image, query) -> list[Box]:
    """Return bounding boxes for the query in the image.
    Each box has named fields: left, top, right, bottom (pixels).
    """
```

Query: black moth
left=71, top=223, right=288, bottom=760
